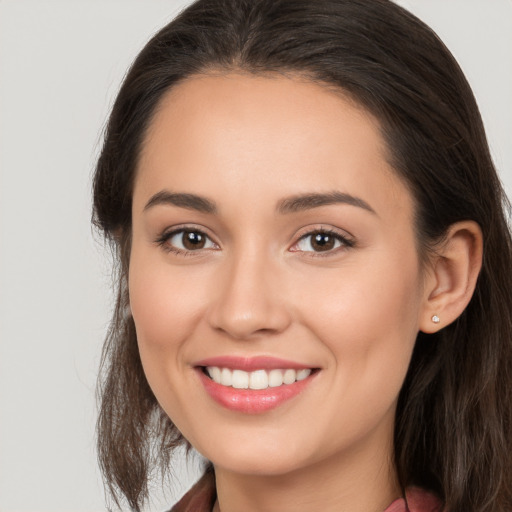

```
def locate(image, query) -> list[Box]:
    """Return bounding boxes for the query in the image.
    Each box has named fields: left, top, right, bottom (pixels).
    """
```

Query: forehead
left=135, top=72, right=413, bottom=223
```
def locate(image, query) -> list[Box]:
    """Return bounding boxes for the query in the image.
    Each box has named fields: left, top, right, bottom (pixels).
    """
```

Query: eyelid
left=154, top=224, right=220, bottom=255
left=289, top=225, right=355, bottom=255
left=154, top=223, right=355, bottom=257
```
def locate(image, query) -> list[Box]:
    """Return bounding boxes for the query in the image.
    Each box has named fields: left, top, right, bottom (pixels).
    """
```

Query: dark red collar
left=170, top=470, right=443, bottom=512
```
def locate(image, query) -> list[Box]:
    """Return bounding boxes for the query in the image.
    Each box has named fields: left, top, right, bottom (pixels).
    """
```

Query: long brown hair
left=92, top=1, right=512, bottom=510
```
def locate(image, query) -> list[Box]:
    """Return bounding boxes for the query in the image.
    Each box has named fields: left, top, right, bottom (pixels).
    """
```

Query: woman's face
left=129, top=73, right=429, bottom=476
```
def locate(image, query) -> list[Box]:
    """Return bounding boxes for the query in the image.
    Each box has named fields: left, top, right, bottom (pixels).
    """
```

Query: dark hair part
left=92, top=0, right=512, bottom=510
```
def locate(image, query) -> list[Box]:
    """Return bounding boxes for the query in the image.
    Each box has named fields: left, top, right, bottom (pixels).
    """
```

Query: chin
left=210, top=453, right=306, bottom=477
left=194, top=433, right=314, bottom=477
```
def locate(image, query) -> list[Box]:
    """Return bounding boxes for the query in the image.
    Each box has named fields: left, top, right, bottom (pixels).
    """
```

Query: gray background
left=1, top=1, right=511, bottom=511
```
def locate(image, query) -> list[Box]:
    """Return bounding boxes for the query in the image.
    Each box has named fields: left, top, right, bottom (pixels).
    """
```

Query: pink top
left=169, top=470, right=443, bottom=512
left=385, top=487, right=443, bottom=512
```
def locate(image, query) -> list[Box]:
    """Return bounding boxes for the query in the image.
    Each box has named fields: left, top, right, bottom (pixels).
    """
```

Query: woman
left=92, top=0, right=512, bottom=511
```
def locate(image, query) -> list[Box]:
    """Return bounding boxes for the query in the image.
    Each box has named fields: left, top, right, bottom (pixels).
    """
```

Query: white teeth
left=283, top=369, right=296, bottom=385
left=232, top=369, right=249, bottom=389
left=205, top=366, right=313, bottom=389
left=220, top=367, right=232, bottom=386
left=209, top=366, right=222, bottom=382
left=296, top=369, right=312, bottom=381
left=268, top=369, right=284, bottom=387
left=249, top=369, right=268, bottom=390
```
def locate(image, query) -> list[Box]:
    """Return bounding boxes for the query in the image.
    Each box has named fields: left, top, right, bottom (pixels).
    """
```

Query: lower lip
left=197, top=369, right=317, bottom=414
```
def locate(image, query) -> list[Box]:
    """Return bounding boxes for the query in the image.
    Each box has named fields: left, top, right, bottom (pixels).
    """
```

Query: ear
left=419, top=221, right=483, bottom=333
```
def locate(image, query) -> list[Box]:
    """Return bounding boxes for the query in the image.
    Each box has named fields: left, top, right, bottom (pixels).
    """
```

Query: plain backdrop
left=0, top=1, right=511, bottom=511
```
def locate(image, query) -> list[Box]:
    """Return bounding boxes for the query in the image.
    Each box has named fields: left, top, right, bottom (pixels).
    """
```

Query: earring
left=431, top=314, right=440, bottom=324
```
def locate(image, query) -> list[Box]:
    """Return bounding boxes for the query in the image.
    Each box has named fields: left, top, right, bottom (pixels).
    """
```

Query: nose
left=207, top=252, right=292, bottom=340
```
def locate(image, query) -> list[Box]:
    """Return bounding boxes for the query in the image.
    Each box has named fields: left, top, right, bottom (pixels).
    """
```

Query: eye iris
left=183, top=231, right=206, bottom=250
left=311, top=233, right=335, bottom=251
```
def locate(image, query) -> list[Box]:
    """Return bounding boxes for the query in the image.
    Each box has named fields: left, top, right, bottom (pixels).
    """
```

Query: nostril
left=208, top=304, right=292, bottom=340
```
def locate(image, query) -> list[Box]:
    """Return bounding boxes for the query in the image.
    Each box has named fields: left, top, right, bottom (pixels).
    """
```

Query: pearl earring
left=431, top=315, right=440, bottom=324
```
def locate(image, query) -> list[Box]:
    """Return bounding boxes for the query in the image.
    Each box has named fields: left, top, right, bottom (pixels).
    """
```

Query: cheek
left=127, top=247, right=213, bottom=408
left=302, top=256, right=420, bottom=331
left=127, top=247, right=215, bottom=428
left=129, top=251, right=207, bottom=350
left=296, top=249, right=422, bottom=400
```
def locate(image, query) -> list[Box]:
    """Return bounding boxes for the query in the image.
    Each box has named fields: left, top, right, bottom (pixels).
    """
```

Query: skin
left=129, top=73, right=482, bottom=512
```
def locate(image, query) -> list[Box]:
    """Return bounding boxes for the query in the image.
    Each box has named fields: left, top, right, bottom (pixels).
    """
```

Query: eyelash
left=292, top=228, right=355, bottom=257
left=155, top=226, right=218, bottom=256
left=154, top=227, right=355, bottom=257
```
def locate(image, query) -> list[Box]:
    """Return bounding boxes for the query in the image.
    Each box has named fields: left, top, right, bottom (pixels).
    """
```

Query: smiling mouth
left=196, top=359, right=319, bottom=413
left=202, top=366, right=315, bottom=390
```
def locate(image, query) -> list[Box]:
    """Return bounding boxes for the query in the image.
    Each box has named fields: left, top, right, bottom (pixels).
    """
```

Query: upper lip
left=193, top=355, right=315, bottom=372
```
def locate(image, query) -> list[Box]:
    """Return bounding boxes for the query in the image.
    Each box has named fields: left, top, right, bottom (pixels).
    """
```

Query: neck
left=213, top=433, right=401, bottom=512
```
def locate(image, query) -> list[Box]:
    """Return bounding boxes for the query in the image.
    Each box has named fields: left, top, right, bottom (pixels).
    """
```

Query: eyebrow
left=143, top=189, right=376, bottom=216
left=277, top=191, right=376, bottom=215
left=144, top=191, right=217, bottom=214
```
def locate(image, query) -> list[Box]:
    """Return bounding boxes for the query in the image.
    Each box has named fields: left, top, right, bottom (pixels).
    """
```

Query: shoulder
left=384, top=487, right=444, bottom=512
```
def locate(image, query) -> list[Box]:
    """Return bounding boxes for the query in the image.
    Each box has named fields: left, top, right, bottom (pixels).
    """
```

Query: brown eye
left=166, top=229, right=217, bottom=252
left=182, top=230, right=206, bottom=250
left=294, top=230, right=352, bottom=254
left=310, top=233, right=336, bottom=251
